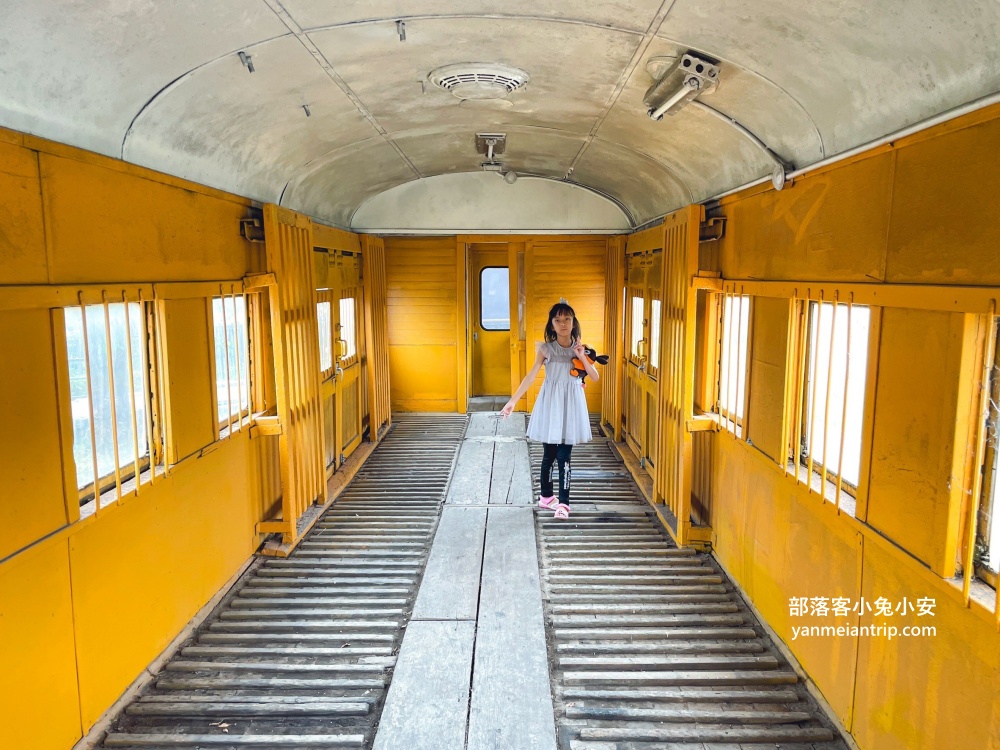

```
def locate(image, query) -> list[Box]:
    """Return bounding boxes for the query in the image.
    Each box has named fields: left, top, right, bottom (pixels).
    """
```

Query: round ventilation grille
left=429, top=63, right=530, bottom=100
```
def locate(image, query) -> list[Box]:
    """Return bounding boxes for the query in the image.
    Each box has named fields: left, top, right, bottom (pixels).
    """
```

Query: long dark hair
left=544, top=301, right=582, bottom=342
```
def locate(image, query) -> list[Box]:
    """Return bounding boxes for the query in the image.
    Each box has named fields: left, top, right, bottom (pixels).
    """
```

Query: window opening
left=317, top=300, right=333, bottom=373
left=480, top=267, right=510, bottom=331
left=212, top=296, right=250, bottom=433
left=65, top=301, right=151, bottom=506
left=978, top=322, right=1000, bottom=580
left=718, top=295, right=750, bottom=428
left=649, top=299, right=662, bottom=374
left=799, top=301, right=870, bottom=500
left=630, top=295, right=644, bottom=359
left=339, top=297, right=357, bottom=361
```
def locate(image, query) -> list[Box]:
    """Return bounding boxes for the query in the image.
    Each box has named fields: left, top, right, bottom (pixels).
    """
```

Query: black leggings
left=541, top=443, right=573, bottom=505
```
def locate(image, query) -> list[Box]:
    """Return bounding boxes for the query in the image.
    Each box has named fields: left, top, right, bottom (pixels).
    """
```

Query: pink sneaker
left=538, top=495, right=557, bottom=509
left=554, top=504, right=571, bottom=520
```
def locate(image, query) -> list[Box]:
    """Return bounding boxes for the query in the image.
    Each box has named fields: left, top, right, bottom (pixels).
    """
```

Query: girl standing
left=501, top=301, right=599, bottom=519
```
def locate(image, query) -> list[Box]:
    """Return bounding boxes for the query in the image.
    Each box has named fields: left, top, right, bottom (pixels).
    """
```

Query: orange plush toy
left=570, top=345, right=610, bottom=386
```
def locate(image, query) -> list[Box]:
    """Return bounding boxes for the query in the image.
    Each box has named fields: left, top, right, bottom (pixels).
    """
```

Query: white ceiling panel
left=280, top=0, right=665, bottom=35
left=282, top=141, right=417, bottom=226
left=392, top=127, right=585, bottom=178
left=351, top=172, right=631, bottom=232
left=124, top=35, right=376, bottom=204
left=598, top=36, right=824, bottom=175
left=0, top=1, right=995, bottom=230
left=311, top=18, right=642, bottom=136
left=570, top=139, right=692, bottom=224
left=0, top=0, right=286, bottom=157
left=659, top=0, right=1000, bottom=154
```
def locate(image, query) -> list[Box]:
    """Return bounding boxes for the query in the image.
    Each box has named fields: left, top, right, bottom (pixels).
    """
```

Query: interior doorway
left=469, top=244, right=512, bottom=397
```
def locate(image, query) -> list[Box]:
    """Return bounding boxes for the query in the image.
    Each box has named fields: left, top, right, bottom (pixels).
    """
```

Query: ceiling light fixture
left=475, top=133, right=517, bottom=180
left=430, top=64, right=530, bottom=101
left=396, top=20, right=406, bottom=42
left=644, top=52, right=719, bottom=120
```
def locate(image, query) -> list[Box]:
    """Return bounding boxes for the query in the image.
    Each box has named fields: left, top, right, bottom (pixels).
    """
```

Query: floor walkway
left=98, top=412, right=848, bottom=750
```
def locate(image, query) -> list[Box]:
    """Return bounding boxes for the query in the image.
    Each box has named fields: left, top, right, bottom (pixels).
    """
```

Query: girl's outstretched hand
left=500, top=400, right=515, bottom=419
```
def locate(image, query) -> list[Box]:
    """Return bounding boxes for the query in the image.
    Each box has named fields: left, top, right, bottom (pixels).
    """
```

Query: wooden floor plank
left=465, top=412, right=499, bottom=438
left=371, top=620, right=475, bottom=750
left=445, top=440, right=495, bottom=505
left=467, top=507, right=557, bottom=750
left=411, top=507, right=487, bottom=620
left=104, top=734, right=365, bottom=746
left=489, top=441, right=534, bottom=505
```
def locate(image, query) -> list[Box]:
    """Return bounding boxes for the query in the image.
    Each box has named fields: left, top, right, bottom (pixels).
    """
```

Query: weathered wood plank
left=577, top=725, right=834, bottom=742
left=468, top=507, right=557, bottom=750
left=412, top=507, right=487, bottom=620
left=445, top=440, right=495, bottom=505
left=465, top=412, right=500, bottom=438
left=565, top=706, right=814, bottom=723
left=562, top=669, right=799, bottom=686
left=372, top=620, right=475, bottom=750
left=559, top=687, right=800, bottom=703
left=127, top=701, right=371, bottom=717
left=496, top=412, right=526, bottom=437
left=557, top=655, right=779, bottom=670
left=488, top=440, right=534, bottom=505
left=104, top=734, right=365, bottom=746
left=156, top=676, right=385, bottom=690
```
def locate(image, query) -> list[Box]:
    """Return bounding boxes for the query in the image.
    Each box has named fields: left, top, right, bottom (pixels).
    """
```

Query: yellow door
left=470, top=245, right=511, bottom=396
left=622, top=246, right=661, bottom=478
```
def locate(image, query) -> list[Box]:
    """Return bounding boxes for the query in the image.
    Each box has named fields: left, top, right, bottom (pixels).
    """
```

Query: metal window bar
left=721, top=290, right=731, bottom=433
left=101, top=292, right=124, bottom=501
left=721, top=289, right=738, bottom=435
left=779, top=296, right=798, bottom=471
left=820, top=293, right=839, bottom=494
left=78, top=294, right=102, bottom=513
left=965, top=302, right=998, bottom=604
left=733, top=288, right=747, bottom=437
left=121, top=291, right=142, bottom=493
left=219, top=290, right=234, bottom=437
left=138, top=291, right=157, bottom=485
left=834, top=295, right=854, bottom=511
left=231, top=287, right=245, bottom=432
left=805, top=294, right=826, bottom=491
left=713, top=289, right=726, bottom=430
left=791, top=298, right=809, bottom=485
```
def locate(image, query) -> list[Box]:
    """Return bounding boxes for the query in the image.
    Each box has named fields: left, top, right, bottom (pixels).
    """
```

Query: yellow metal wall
left=383, top=235, right=608, bottom=413
left=0, top=129, right=270, bottom=748
left=526, top=237, right=607, bottom=413
left=708, top=105, right=1000, bottom=749
left=384, top=237, right=460, bottom=411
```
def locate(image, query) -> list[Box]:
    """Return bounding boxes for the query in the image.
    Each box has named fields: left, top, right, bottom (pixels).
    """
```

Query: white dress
left=526, top=341, right=593, bottom=445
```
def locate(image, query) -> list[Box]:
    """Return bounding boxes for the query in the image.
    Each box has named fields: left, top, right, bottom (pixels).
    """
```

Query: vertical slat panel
left=362, top=235, right=391, bottom=437
left=602, top=237, right=625, bottom=440
left=263, top=204, right=325, bottom=543
left=654, top=205, right=702, bottom=546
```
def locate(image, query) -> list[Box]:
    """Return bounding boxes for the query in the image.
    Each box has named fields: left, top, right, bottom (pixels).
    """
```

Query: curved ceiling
left=1, top=1, right=998, bottom=229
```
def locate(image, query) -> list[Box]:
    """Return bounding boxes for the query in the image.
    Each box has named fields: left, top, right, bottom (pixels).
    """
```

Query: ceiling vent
left=429, top=63, right=530, bottom=100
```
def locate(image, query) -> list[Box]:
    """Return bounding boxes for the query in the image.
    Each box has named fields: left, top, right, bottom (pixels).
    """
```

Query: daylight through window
left=718, top=295, right=750, bottom=424
left=802, top=301, right=870, bottom=489
left=212, top=296, right=250, bottom=431
left=65, top=302, right=150, bottom=502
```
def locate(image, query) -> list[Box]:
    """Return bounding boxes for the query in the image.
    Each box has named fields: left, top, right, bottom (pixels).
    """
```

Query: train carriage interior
left=1, top=1, right=999, bottom=749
